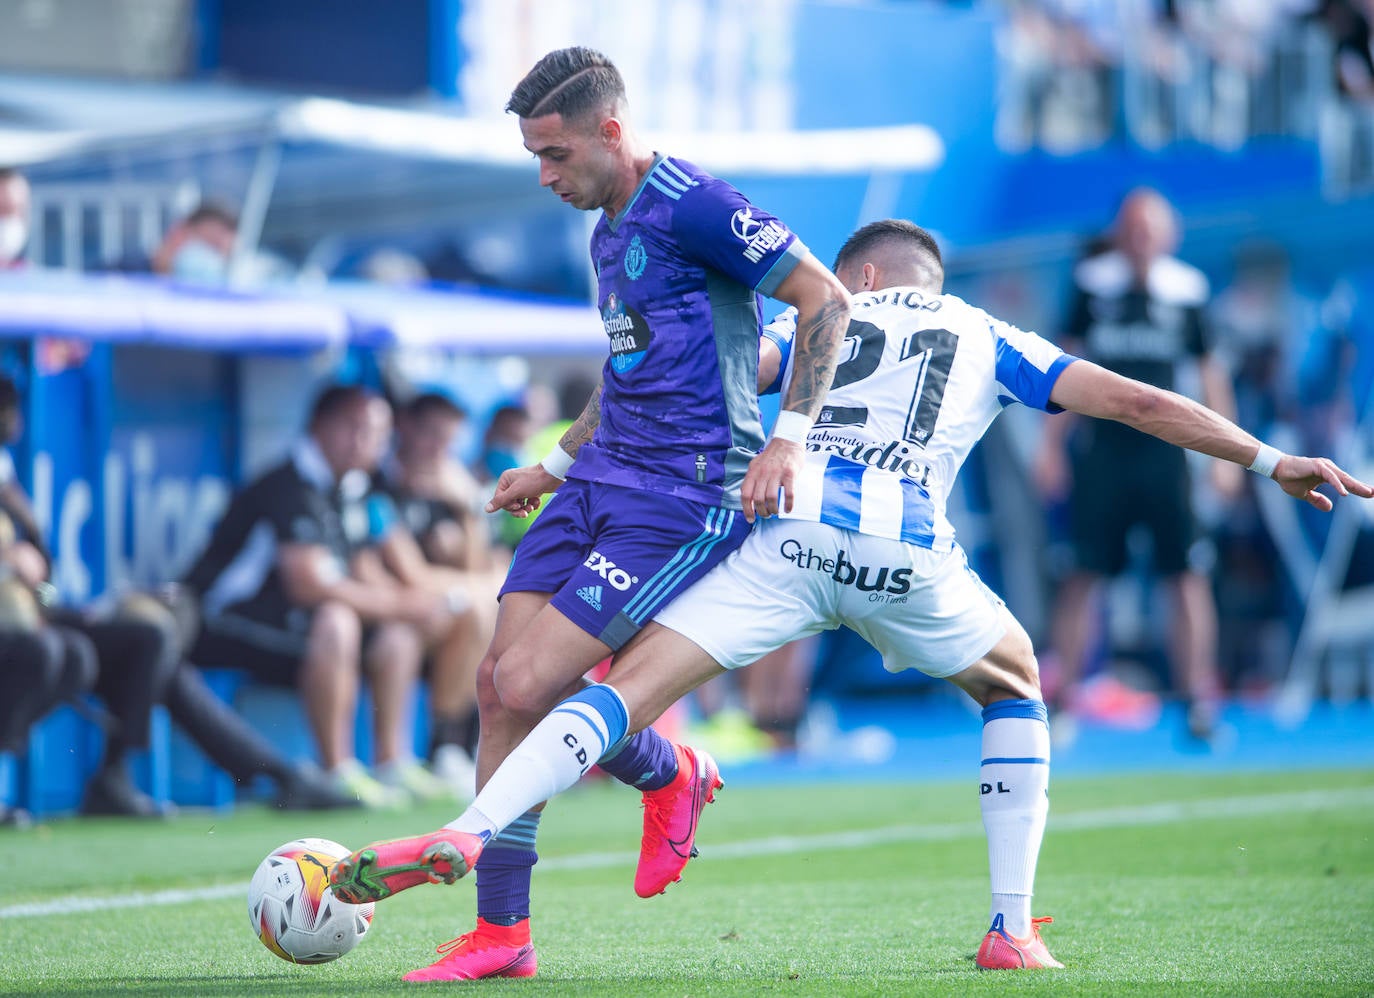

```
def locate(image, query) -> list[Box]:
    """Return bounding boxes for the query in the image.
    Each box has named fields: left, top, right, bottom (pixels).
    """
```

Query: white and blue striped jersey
left=773, top=287, right=1077, bottom=552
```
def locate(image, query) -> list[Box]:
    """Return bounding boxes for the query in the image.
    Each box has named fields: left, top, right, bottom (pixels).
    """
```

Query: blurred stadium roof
left=0, top=73, right=943, bottom=174
left=2, top=74, right=943, bottom=277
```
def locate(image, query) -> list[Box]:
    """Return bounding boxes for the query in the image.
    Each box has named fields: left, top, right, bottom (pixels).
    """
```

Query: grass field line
left=3, top=785, right=1370, bottom=921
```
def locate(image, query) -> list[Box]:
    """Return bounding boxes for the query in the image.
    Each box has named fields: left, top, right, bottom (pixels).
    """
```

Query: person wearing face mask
left=0, top=168, right=32, bottom=269
left=109, top=201, right=238, bottom=282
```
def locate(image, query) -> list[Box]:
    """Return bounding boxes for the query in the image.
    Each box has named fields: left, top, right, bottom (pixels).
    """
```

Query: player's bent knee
left=490, top=655, right=561, bottom=720
left=475, top=653, right=499, bottom=695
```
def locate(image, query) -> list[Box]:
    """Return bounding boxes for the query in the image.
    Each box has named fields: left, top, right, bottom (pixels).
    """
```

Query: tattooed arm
left=556, top=379, right=603, bottom=458
left=738, top=253, right=851, bottom=522
left=776, top=261, right=850, bottom=420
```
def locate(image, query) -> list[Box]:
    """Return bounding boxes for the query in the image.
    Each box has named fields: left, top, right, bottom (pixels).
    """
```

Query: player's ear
left=600, top=117, right=622, bottom=150
left=861, top=263, right=878, bottom=292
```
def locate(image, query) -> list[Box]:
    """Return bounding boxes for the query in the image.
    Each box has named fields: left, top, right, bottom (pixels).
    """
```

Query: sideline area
left=718, top=695, right=1374, bottom=787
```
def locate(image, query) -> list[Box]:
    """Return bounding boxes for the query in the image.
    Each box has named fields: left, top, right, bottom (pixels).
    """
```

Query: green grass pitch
left=1, top=768, right=1371, bottom=996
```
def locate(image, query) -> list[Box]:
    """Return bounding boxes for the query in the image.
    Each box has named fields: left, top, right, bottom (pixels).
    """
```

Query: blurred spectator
left=997, top=0, right=1127, bottom=152
left=1034, top=188, right=1240, bottom=742
left=0, top=374, right=357, bottom=816
left=1319, top=268, right=1374, bottom=440
left=127, top=588, right=361, bottom=811
left=1171, top=0, right=1291, bottom=147
left=113, top=201, right=238, bottom=281
left=0, top=374, right=163, bottom=816
left=476, top=403, right=533, bottom=485
left=1207, top=241, right=1334, bottom=686
left=387, top=393, right=491, bottom=568
left=999, top=1, right=1332, bottom=152
left=1210, top=241, right=1324, bottom=435
left=0, top=502, right=93, bottom=826
left=0, top=168, right=31, bottom=269
left=1, top=377, right=87, bottom=820
left=1314, top=0, right=1374, bottom=98
left=352, top=393, right=495, bottom=800
left=1, top=371, right=354, bottom=819
left=1304, top=266, right=1374, bottom=581
left=1308, top=1, right=1374, bottom=191
left=184, top=384, right=456, bottom=807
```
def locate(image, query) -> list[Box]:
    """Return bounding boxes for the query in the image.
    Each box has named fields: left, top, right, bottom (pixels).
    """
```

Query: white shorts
left=653, top=517, right=1007, bottom=678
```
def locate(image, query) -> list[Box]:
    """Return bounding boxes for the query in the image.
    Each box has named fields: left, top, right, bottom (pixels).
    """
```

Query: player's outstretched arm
left=739, top=256, right=850, bottom=521
left=1048, top=359, right=1374, bottom=511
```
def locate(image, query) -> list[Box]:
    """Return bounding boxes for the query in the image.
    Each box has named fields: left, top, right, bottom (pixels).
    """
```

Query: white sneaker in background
left=376, top=756, right=460, bottom=804
left=431, top=744, right=478, bottom=802
left=331, top=758, right=407, bottom=809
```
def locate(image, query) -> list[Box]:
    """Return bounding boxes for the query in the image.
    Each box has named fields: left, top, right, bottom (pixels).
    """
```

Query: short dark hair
left=488, top=403, right=528, bottom=426
left=833, top=219, right=942, bottom=274
left=506, top=47, right=625, bottom=122
left=184, top=201, right=238, bottom=231
left=307, top=384, right=372, bottom=430
left=0, top=167, right=25, bottom=185
left=403, top=392, right=466, bottom=423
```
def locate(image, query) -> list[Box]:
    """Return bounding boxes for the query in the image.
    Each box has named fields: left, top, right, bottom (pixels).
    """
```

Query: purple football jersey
left=568, top=154, right=807, bottom=508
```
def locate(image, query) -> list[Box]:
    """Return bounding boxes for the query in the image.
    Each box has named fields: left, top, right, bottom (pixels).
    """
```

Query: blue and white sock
left=979, top=698, right=1050, bottom=939
left=447, top=683, right=630, bottom=840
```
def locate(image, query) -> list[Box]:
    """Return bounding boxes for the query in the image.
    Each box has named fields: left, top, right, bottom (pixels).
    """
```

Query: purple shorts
left=500, top=478, right=750, bottom=651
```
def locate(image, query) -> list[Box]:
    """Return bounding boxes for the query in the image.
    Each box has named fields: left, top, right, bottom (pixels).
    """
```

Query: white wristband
left=770, top=409, right=813, bottom=445
left=540, top=443, right=574, bottom=480
left=1247, top=442, right=1282, bottom=479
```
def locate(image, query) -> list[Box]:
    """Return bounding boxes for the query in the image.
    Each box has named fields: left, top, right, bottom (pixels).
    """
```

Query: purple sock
left=598, top=726, right=679, bottom=791
left=475, top=810, right=540, bottom=925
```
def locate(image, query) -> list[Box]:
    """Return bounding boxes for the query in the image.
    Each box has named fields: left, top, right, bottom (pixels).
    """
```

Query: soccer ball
left=247, top=838, right=374, bottom=964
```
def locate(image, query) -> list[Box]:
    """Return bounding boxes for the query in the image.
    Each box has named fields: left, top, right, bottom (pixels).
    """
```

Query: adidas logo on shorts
left=576, top=585, right=604, bottom=611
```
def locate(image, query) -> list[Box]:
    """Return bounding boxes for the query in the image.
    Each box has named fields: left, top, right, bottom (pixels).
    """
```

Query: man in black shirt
left=1036, top=189, right=1240, bottom=740
left=186, top=384, right=457, bottom=806
left=0, top=374, right=349, bottom=816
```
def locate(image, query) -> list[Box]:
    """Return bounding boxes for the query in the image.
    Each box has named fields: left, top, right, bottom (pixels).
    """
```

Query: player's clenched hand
left=485, top=463, right=562, bottom=518
left=1272, top=454, right=1374, bottom=512
left=740, top=438, right=804, bottom=523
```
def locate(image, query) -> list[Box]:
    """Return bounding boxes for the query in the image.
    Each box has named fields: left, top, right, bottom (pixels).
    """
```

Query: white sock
left=979, top=700, right=1050, bottom=939
left=445, top=684, right=628, bottom=839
